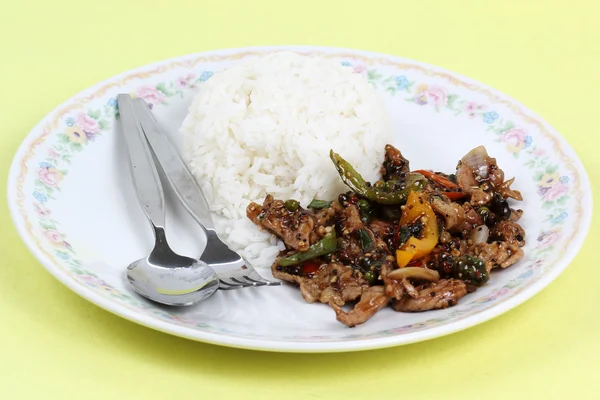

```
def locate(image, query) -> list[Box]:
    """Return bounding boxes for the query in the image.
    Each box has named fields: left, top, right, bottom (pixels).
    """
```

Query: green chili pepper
left=453, top=255, right=489, bottom=286
left=284, top=199, right=300, bottom=212
left=356, top=199, right=373, bottom=222
left=477, top=206, right=491, bottom=222
left=384, top=180, right=398, bottom=191
left=307, top=199, right=332, bottom=210
left=278, top=231, right=338, bottom=267
left=363, top=270, right=376, bottom=285
left=405, top=172, right=427, bottom=188
left=330, top=150, right=425, bottom=205
left=356, top=199, right=370, bottom=211
left=358, top=228, right=373, bottom=251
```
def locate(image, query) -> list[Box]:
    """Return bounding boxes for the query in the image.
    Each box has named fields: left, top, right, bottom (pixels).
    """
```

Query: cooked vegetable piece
left=358, top=228, right=374, bottom=251
left=443, top=191, right=467, bottom=201
left=452, top=255, right=489, bottom=285
left=386, top=266, right=440, bottom=281
left=477, top=206, right=491, bottom=222
left=356, top=198, right=374, bottom=222
left=308, top=199, right=332, bottom=209
left=278, top=231, right=338, bottom=267
left=330, top=150, right=426, bottom=205
left=414, top=170, right=458, bottom=190
left=284, top=199, right=300, bottom=212
left=395, top=226, right=411, bottom=248
left=490, top=192, right=512, bottom=219
left=363, top=270, right=376, bottom=285
left=414, top=170, right=466, bottom=200
left=393, top=222, right=423, bottom=248
left=395, top=191, right=439, bottom=267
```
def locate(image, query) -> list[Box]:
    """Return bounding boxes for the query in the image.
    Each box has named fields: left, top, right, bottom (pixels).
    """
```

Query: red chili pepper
left=414, top=170, right=458, bottom=190
left=301, top=260, right=321, bottom=276
left=407, top=259, right=425, bottom=268
left=443, top=191, right=467, bottom=201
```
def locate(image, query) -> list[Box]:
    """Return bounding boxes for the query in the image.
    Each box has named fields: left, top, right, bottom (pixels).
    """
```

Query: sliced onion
left=470, top=225, right=490, bottom=244
left=461, top=146, right=490, bottom=179
left=387, top=267, right=440, bottom=282
left=476, top=164, right=489, bottom=180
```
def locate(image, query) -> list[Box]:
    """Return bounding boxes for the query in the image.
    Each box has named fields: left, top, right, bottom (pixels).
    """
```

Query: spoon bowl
left=126, top=227, right=220, bottom=306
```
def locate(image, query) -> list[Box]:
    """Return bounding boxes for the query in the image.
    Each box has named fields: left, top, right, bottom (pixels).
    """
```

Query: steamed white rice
left=180, top=51, right=392, bottom=268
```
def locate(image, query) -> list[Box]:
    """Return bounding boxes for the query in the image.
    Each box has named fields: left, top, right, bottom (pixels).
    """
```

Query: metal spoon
left=118, top=94, right=219, bottom=306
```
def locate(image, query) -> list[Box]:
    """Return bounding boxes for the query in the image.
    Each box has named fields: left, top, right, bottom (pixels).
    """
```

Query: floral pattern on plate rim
left=14, top=51, right=584, bottom=341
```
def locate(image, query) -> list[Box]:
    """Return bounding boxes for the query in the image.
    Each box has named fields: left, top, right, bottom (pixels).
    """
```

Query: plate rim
left=7, top=45, right=594, bottom=352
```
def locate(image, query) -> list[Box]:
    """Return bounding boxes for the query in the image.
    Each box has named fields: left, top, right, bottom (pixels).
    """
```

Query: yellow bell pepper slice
left=396, top=191, right=439, bottom=267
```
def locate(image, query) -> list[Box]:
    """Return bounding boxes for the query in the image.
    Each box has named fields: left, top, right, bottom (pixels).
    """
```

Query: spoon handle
left=117, top=94, right=166, bottom=230
left=132, top=99, right=216, bottom=231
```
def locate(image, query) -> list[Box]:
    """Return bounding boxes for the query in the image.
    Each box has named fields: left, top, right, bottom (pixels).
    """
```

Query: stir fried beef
left=314, top=203, right=341, bottom=227
left=392, top=279, right=468, bottom=312
left=469, top=241, right=524, bottom=272
left=497, top=177, right=523, bottom=201
left=331, top=286, right=390, bottom=327
left=247, top=195, right=315, bottom=251
left=273, top=262, right=368, bottom=305
left=490, top=220, right=526, bottom=247
left=431, top=197, right=465, bottom=231
left=510, top=208, right=524, bottom=222
left=247, top=144, right=526, bottom=327
left=381, top=260, right=405, bottom=300
left=401, top=278, right=419, bottom=299
left=341, top=204, right=363, bottom=235
left=368, top=219, right=394, bottom=238
left=456, top=165, right=492, bottom=206
left=456, top=202, right=485, bottom=233
left=381, top=144, right=410, bottom=181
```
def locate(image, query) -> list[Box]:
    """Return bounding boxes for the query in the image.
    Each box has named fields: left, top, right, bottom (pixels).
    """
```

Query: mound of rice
left=180, top=51, right=392, bottom=268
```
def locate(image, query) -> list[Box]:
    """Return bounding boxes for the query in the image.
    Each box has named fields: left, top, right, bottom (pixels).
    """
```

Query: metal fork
left=128, top=97, right=281, bottom=290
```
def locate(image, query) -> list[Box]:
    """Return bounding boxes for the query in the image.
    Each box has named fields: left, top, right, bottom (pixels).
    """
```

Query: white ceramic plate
left=7, top=46, right=592, bottom=352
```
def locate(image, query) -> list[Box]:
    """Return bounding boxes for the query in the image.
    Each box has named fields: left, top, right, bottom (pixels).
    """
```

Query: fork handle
left=132, top=99, right=216, bottom=231
left=118, top=94, right=166, bottom=230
